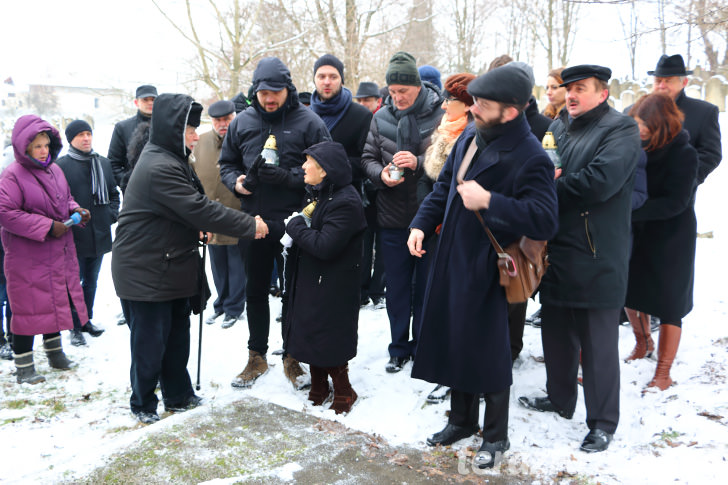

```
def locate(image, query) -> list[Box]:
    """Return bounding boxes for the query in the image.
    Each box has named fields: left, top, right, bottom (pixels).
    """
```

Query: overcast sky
left=0, top=0, right=705, bottom=94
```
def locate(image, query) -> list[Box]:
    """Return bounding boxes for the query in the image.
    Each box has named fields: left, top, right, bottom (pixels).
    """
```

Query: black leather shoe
left=165, top=394, right=203, bottom=413
left=426, top=423, right=479, bottom=446
left=133, top=410, right=160, bottom=424
left=518, top=395, right=574, bottom=419
left=580, top=429, right=612, bottom=453
left=81, top=321, right=104, bottom=337
left=473, top=438, right=510, bottom=469
left=385, top=356, right=410, bottom=373
left=70, top=328, right=87, bottom=347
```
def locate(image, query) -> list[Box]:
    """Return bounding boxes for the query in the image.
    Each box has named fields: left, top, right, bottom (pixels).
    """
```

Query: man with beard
left=308, top=54, right=378, bottom=306
left=360, top=51, right=443, bottom=373
left=219, top=57, right=330, bottom=390
left=192, top=100, right=247, bottom=329
left=407, top=63, right=558, bottom=468
left=519, top=65, right=641, bottom=453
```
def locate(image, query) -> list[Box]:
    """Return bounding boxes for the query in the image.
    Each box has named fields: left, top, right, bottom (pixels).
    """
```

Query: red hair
left=629, top=93, right=684, bottom=151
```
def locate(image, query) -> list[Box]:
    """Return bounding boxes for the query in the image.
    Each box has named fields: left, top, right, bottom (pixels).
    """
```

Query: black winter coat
left=328, top=101, right=373, bottom=191
left=539, top=101, right=641, bottom=309
left=284, top=142, right=367, bottom=367
left=112, top=94, right=257, bottom=302
left=107, top=111, right=151, bottom=192
left=411, top=118, right=559, bottom=394
left=625, top=130, right=698, bottom=321
left=218, top=90, right=331, bottom=237
left=525, top=95, right=552, bottom=142
left=675, top=90, right=722, bottom=184
left=56, top=149, right=120, bottom=258
left=360, top=83, right=443, bottom=228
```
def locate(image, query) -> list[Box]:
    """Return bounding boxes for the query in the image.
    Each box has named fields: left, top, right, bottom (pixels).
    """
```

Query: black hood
left=250, top=57, right=300, bottom=116
left=303, top=141, right=352, bottom=188
left=149, top=93, right=197, bottom=159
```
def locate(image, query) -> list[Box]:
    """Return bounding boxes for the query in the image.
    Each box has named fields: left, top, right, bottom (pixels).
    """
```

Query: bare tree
left=690, top=0, right=728, bottom=72
left=446, top=0, right=489, bottom=73
left=521, top=0, right=580, bottom=70
left=151, top=0, right=310, bottom=99
left=27, top=86, right=59, bottom=117
left=619, top=0, right=641, bottom=79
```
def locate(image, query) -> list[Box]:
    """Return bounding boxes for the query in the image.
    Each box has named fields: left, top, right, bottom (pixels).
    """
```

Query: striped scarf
left=67, top=146, right=110, bottom=205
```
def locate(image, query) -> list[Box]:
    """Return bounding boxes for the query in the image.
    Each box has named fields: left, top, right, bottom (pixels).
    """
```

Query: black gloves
left=242, top=155, right=266, bottom=192
left=258, top=164, right=294, bottom=186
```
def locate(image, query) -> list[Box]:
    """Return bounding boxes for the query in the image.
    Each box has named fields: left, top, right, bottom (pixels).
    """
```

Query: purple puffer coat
left=0, top=115, right=88, bottom=336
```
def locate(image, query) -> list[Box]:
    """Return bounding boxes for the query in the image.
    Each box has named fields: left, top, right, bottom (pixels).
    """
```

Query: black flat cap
left=208, top=100, right=235, bottom=118
left=560, top=65, right=611, bottom=86
left=648, top=54, right=693, bottom=77
left=135, top=85, right=157, bottom=98
left=467, top=63, right=532, bottom=106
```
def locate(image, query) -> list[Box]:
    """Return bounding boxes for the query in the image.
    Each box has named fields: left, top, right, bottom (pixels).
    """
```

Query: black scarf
left=310, top=87, right=352, bottom=132
left=475, top=112, right=525, bottom=152
left=390, top=86, right=430, bottom=153
left=66, top=146, right=109, bottom=205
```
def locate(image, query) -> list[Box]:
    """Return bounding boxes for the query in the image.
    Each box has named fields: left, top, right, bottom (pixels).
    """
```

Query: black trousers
left=541, top=304, right=620, bottom=434
left=123, top=298, right=194, bottom=414
left=448, top=388, right=510, bottom=443
left=13, top=332, right=60, bottom=354
left=508, top=302, right=528, bottom=361
left=243, top=237, right=286, bottom=355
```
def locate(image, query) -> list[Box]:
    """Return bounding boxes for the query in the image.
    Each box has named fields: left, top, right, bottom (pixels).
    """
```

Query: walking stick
left=196, top=233, right=208, bottom=391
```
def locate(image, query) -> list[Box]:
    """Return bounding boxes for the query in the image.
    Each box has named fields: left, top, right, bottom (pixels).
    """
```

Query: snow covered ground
left=0, top=118, right=727, bottom=484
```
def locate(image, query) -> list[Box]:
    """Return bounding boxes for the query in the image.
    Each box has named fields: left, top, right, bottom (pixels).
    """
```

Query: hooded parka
left=284, top=142, right=367, bottom=367
left=112, top=94, right=257, bottom=302
left=0, top=115, right=88, bottom=335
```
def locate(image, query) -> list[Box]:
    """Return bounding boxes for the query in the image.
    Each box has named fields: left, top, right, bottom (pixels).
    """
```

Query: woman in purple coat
left=0, top=115, right=90, bottom=384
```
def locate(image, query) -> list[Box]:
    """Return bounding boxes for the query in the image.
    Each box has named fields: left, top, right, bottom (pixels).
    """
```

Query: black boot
left=473, top=438, right=510, bottom=469
left=14, top=351, right=46, bottom=384
left=43, top=336, right=74, bottom=370
left=81, top=321, right=105, bottom=337
left=426, top=423, right=478, bottom=446
left=70, top=329, right=87, bottom=347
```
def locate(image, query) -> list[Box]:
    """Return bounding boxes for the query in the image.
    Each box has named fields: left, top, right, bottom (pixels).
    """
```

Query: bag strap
left=456, top=138, right=516, bottom=276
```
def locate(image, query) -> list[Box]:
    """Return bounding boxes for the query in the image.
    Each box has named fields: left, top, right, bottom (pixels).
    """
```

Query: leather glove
left=258, top=164, right=293, bottom=186
left=50, top=220, right=69, bottom=238
left=242, top=155, right=265, bottom=192
left=73, top=207, right=91, bottom=223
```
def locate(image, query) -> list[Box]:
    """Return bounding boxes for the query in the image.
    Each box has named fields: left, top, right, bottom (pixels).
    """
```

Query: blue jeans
left=71, top=255, right=104, bottom=329
left=379, top=228, right=428, bottom=358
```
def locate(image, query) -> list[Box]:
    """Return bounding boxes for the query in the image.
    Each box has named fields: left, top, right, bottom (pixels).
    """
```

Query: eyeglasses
left=443, top=98, right=458, bottom=105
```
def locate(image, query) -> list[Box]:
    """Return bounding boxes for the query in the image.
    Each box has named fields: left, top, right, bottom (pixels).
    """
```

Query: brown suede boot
left=283, top=355, right=311, bottom=390
left=231, top=350, right=268, bottom=388
left=647, top=323, right=681, bottom=391
left=625, top=308, right=655, bottom=361
left=307, top=365, right=331, bottom=405
left=327, top=364, right=357, bottom=414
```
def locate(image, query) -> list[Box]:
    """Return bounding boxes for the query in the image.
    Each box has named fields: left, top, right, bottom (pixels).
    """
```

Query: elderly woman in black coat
left=625, top=93, right=699, bottom=390
left=284, top=141, right=367, bottom=414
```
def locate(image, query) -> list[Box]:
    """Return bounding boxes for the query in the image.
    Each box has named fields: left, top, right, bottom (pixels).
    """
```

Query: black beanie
left=386, top=52, right=420, bottom=86
left=314, top=54, right=345, bottom=85
left=188, top=102, right=203, bottom=127
left=65, top=120, right=92, bottom=143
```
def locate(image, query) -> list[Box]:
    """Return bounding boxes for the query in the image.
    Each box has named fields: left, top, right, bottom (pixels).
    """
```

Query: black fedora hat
left=648, top=54, right=693, bottom=77
left=354, top=81, right=380, bottom=99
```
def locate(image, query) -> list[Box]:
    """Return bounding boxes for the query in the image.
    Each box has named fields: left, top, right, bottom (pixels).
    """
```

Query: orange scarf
left=437, top=114, right=469, bottom=144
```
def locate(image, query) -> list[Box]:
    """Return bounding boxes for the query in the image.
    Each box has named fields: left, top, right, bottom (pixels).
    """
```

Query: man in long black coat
left=645, top=54, right=721, bottom=185
left=519, top=65, right=641, bottom=454
left=408, top=64, right=558, bottom=469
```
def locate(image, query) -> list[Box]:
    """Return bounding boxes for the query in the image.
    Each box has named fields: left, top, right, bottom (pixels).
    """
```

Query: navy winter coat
left=410, top=118, right=558, bottom=394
